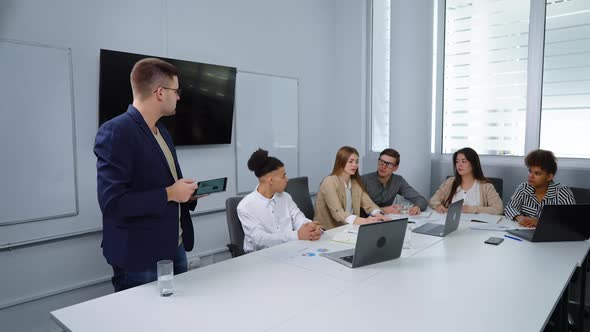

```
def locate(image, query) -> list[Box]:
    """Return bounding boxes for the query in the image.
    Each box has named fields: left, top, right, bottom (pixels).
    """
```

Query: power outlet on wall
left=187, top=255, right=201, bottom=270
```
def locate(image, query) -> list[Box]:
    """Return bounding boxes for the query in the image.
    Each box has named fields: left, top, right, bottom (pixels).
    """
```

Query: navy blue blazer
left=94, top=105, right=196, bottom=271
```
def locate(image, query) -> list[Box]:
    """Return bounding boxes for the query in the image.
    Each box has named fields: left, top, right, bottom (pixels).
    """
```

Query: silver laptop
left=322, top=219, right=408, bottom=268
left=412, top=199, right=463, bottom=237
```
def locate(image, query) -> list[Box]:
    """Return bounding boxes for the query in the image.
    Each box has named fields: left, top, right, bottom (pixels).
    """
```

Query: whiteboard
left=235, top=72, right=299, bottom=193
left=0, top=40, right=77, bottom=225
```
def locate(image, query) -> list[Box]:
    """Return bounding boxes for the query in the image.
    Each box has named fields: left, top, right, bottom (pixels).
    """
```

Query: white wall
left=297, top=0, right=370, bottom=186
left=0, top=1, right=369, bottom=331
left=387, top=0, right=434, bottom=196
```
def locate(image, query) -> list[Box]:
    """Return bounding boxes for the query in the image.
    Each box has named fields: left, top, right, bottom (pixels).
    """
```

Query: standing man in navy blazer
left=94, top=58, right=200, bottom=292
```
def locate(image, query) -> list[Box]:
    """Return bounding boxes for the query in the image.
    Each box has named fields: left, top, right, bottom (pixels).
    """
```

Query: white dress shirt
left=237, top=187, right=311, bottom=253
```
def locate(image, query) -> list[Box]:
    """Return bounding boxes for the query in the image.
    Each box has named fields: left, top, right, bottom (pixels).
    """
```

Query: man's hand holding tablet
left=192, top=177, right=228, bottom=199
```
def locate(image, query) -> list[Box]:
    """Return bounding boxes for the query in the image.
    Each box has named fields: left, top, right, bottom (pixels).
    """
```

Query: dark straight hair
left=444, top=147, right=489, bottom=207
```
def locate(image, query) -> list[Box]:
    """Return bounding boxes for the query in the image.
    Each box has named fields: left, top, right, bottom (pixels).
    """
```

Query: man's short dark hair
left=130, top=58, right=178, bottom=100
left=247, top=148, right=284, bottom=178
left=525, top=149, right=557, bottom=175
left=379, top=148, right=400, bottom=165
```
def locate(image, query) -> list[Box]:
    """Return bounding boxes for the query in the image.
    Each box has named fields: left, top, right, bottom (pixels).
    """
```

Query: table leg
left=578, top=253, right=588, bottom=332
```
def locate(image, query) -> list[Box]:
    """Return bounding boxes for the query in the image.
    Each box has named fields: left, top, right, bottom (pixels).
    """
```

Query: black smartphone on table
left=484, top=237, right=504, bottom=245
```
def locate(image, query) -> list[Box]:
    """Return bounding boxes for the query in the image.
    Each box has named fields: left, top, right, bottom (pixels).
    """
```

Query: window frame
left=367, top=0, right=392, bottom=153
left=432, top=0, right=590, bottom=167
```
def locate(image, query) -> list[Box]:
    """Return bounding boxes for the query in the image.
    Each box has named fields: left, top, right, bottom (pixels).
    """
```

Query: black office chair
left=284, top=176, right=315, bottom=220
left=564, top=187, right=590, bottom=331
left=225, top=196, right=246, bottom=258
left=571, top=187, right=590, bottom=204
left=446, top=175, right=503, bottom=199
left=487, top=177, right=503, bottom=200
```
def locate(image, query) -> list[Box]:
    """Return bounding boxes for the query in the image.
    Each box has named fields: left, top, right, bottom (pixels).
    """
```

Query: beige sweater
left=429, top=177, right=504, bottom=215
left=314, top=175, right=379, bottom=230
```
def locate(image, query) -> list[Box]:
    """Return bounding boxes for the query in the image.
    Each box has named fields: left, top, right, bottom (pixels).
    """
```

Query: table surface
left=51, top=212, right=590, bottom=332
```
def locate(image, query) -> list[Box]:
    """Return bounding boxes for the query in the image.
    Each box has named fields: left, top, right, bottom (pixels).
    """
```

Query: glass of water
left=400, top=203, right=411, bottom=215
left=157, top=260, right=174, bottom=297
left=403, top=222, right=413, bottom=249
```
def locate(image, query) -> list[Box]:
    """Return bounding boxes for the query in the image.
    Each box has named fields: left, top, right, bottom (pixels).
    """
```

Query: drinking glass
left=400, top=203, right=411, bottom=215
left=157, top=260, right=174, bottom=297
left=403, top=222, right=413, bottom=249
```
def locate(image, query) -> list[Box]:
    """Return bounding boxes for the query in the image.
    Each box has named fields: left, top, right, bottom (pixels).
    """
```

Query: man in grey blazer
left=361, top=148, right=427, bottom=216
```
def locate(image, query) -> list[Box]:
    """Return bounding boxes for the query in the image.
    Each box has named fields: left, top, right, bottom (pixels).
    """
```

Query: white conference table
left=51, top=213, right=590, bottom=332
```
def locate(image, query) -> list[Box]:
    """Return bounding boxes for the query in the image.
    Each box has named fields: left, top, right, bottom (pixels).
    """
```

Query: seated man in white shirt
left=237, top=149, right=322, bottom=253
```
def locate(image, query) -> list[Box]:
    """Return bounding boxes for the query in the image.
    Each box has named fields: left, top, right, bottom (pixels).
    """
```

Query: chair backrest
left=284, top=176, right=314, bottom=220
left=446, top=175, right=503, bottom=200
left=571, top=187, right=590, bottom=204
left=225, top=196, right=245, bottom=258
left=487, top=177, right=503, bottom=200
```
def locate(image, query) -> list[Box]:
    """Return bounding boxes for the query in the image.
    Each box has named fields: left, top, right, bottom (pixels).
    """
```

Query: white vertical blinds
left=540, top=0, right=590, bottom=159
left=442, top=0, right=531, bottom=155
left=371, top=0, right=391, bottom=152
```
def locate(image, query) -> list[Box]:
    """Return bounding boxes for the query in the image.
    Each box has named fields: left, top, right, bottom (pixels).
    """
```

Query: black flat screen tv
left=99, top=49, right=236, bottom=145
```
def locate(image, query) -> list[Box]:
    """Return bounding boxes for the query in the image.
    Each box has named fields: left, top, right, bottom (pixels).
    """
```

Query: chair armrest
left=227, top=244, right=245, bottom=258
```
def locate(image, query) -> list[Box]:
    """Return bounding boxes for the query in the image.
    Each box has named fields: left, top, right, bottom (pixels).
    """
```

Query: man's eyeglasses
left=154, top=86, right=182, bottom=96
left=378, top=159, right=397, bottom=169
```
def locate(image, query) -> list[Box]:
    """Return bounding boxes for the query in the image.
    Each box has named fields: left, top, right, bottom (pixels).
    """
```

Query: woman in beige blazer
left=315, top=146, right=388, bottom=230
left=430, top=147, right=503, bottom=215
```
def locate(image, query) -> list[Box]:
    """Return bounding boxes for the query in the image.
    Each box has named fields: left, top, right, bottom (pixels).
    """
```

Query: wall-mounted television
left=99, top=49, right=236, bottom=145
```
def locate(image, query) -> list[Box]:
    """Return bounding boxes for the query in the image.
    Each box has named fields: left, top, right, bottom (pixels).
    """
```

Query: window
left=371, top=0, right=391, bottom=152
left=540, top=0, right=590, bottom=159
left=442, top=0, right=531, bottom=156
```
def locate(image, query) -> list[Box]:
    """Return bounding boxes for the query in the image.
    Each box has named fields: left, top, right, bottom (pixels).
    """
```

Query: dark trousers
left=111, top=244, right=188, bottom=292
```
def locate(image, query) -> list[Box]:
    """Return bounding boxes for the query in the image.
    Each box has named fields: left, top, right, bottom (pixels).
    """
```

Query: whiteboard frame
left=0, top=39, right=79, bottom=226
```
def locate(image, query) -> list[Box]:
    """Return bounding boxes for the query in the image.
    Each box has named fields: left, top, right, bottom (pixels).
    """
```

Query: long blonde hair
left=330, top=146, right=366, bottom=191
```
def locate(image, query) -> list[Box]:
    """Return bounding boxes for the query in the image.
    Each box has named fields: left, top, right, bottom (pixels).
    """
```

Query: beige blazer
left=314, top=175, right=379, bottom=230
left=429, top=177, right=504, bottom=215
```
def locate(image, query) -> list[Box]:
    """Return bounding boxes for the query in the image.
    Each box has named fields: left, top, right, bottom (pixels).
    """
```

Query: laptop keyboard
left=341, top=255, right=354, bottom=263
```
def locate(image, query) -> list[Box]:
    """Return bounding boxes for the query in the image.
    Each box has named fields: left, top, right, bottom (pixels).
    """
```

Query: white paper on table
left=254, top=241, right=314, bottom=259
left=468, top=222, right=532, bottom=231
left=461, top=213, right=502, bottom=223
left=386, top=214, right=406, bottom=221
left=387, top=211, right=435, bottom=222
left=255, top=237, right=352, bottom=259
left=409, top=211, right=434, bottom=222
left=401, top=227, right=445, bottom=257
left=331, top=230, right=358, bottom=244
